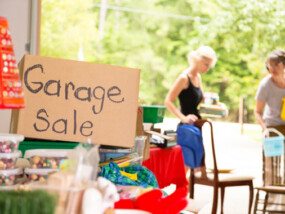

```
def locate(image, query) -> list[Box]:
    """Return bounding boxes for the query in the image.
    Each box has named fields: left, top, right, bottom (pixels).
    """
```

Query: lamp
left=0, top=16, right=25, bottom=109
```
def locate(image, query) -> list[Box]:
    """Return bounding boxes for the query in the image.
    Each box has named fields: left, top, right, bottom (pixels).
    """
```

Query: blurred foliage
left=41, top=0, right=285, bottom=123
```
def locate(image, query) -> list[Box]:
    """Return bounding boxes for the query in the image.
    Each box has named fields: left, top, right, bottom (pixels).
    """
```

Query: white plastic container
left=134, top=136, right=147, bottom=165
left=0, top=151, right=22, bottom=170
left=0, top=133, right=24, bottom=153
left=25, top=168, right=59, bottom=182
left=0, top=168, right=23, bottom=186
left=24, top=149, right=71, bottom=169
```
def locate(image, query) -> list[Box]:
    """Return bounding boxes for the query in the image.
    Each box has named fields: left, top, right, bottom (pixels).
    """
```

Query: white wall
left=0, top=0, right=30, bottom=132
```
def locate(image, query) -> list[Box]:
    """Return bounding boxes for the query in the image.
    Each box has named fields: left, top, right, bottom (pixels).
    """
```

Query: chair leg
left=189, top=170, right=195, bottom=199
left=263, top=192, right=269, bottom=214
left=220, top=186, right=225, bottom=214
left=212, top=185, right=219, bottom=214
left=248, top=182, right=254, bottom=214
left=253, top=189, right=260, bottom=214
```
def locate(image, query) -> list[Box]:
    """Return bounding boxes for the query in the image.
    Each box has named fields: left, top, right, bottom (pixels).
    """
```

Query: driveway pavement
left=156, top=119, right=263, bottom=214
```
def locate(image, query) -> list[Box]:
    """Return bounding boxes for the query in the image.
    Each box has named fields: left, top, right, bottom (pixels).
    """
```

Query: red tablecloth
left=142, top=145, right=188, bottom=189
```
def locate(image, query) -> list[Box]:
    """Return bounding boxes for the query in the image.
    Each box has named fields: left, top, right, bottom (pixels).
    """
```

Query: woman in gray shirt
left=254, top=49, right=285, bottom=186
left=255, top=49, right=285, bottom=137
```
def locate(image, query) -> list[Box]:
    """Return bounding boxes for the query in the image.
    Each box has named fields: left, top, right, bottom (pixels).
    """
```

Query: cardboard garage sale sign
left=10, top=55, right=140, bottom=147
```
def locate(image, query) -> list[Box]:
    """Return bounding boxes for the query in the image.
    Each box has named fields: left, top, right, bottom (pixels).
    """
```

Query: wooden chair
left=253, top=186, right=285, bottom=213
left=253, top=128, right=285, bottom=213
left=189, top=119, right=254, bottom=214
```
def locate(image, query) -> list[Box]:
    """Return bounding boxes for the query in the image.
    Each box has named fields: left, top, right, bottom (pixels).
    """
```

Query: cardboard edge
left=10, top=55, right=27, bottom=134
left=9, top=109, right=19, bottom=134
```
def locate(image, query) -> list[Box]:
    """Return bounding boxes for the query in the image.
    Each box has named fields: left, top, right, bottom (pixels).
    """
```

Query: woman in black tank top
left=178, top=75, right=203, bottom=119
left=164, top=46, right=217, bottom=125
left=164, top=46, right=217, bottom=176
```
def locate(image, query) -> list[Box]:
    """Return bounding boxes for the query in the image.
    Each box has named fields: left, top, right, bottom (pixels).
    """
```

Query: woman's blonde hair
left=187, top=46, right=217, bottom=68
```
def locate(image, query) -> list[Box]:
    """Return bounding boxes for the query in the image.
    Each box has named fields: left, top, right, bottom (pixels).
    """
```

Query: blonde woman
left=164, top=46, right=217, bottom=125
left=164, top=46, right=217, bottom=175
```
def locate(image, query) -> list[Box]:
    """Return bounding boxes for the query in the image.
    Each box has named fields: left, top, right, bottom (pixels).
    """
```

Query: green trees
left=41, top=0, right=285, bottom=123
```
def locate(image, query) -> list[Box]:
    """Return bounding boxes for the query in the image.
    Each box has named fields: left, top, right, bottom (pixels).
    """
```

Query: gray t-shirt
left=255, top=75, right=285, bottom=127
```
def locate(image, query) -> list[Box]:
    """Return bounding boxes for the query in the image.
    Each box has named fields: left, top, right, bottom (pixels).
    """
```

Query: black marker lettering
left=52, top=119, right=67, bottom=134
left=73, top=109, right=77, bottom=135
left=107, top=86, right=124, bottom=103
left=92, top=86, right=105, bottom=114
left=74, top=87, right=92, bottom=102
left=24, top=64, right=44, bottom=93
left=80, top=121, right=93, bottom=137
left=44, top=80, right=61, bottom=96
left=65, top=82, right=75, bottom=100
left=33, top=108, right=50, bottom=132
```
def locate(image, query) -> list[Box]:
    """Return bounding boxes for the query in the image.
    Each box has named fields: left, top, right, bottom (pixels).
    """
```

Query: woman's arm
left=254, top=99, right=268, bottom=136
left=164, top=75, right=198, bottom=124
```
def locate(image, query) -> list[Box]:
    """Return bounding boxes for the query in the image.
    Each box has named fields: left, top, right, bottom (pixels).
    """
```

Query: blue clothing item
left=176, top=123, right=204, bottom=168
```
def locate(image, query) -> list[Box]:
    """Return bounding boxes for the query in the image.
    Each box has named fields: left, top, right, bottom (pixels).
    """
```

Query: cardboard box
left=10, top=55, right=140, bottom=147
left=136, top=107, right=175, bottom=161
left=136, top=106, right=144, bottom=136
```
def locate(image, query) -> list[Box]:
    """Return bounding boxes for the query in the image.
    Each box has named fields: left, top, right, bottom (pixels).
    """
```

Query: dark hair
left=266, top=49, right=285, bottom=71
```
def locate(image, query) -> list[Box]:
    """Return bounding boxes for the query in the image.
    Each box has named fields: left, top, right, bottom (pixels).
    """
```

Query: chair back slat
left=194, top=119, right=218, bottom=179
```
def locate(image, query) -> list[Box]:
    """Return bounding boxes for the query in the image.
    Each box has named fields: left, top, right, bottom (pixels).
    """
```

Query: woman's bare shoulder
left=174, top=70, right=189, bottom=89
left=179, top=69, right=189, bottom=80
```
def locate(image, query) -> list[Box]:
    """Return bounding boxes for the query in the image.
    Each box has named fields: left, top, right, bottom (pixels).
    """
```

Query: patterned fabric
left=100, top=162, right=158, bottom=188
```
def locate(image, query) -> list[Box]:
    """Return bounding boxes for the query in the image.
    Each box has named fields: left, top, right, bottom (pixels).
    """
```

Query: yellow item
left=99, top=159, right=130, bottom=167
left=281, top=97, right=285, bottom=120
left=59, top=159, right=69, bottom=170
left=117, top=162, right=130, bottom=168
left=120, top=170, right=138, bottom=181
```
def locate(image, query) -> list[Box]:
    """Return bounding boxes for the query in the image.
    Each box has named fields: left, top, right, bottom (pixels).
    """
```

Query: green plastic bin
left=140, top=105, right=166, bottom=124
left=18, top=140, right=79, bottom=157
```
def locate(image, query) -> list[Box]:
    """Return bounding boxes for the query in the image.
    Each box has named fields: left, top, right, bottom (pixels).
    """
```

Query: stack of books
left=99, top=145, right=141, bottom=167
